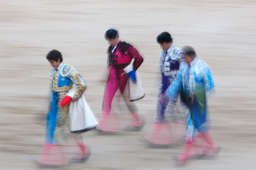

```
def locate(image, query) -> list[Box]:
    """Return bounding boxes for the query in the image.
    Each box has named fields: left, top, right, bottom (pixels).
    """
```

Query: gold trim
left=64, top=65, right=71, bottom=74
left=52, top=71, right=72, bottom=92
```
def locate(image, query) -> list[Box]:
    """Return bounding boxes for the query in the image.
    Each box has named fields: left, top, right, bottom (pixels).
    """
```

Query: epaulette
left=119, top=41, right=132, bottom=54
left=61, top=64, right=73, bottom=77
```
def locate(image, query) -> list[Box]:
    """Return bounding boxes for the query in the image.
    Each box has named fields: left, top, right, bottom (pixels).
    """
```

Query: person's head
left=157, top=32, right=173, bottom=51
left=182, top=46, right=197, bottom=64
left=46, top=49, right=63, bottom=69
left=105, top=28, right=120, bottom=46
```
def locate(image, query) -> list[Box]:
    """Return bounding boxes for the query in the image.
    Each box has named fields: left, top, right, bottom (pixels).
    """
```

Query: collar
left=163, top=45, right=175, bottom=57
left=166, top=45, right=173, bottom=54
left=114, top=41, right=122, bottom=48
left=57, top=62, right=65, bottom=71
left=111, top=41, right=121, bottom=53
left=190, top=57, right=199, bottom=67
left=112, top=45, right=118, bottom=53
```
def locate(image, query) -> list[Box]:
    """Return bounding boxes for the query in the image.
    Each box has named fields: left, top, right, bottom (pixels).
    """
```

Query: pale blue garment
left=166, top=57, right=215, bottom=140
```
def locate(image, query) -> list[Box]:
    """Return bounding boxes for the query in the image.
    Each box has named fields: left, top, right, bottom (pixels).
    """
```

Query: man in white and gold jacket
left=39, top=50, right=97, bottom=167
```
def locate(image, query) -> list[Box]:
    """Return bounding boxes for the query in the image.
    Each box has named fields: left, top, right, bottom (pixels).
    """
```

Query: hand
left=60, top=96, right=72, bottom=107
left=189, top=93, right=194, bottom=102
left=128, top=70, right=137, bottom=83
left=121, top=71, right=128, bottom=76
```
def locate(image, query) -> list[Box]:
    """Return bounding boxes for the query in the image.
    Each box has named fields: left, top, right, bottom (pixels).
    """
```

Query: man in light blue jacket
left=166, top=46, right=218, bottom=165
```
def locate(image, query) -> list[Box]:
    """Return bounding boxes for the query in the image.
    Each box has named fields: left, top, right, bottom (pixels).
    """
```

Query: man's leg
left=98, top=67, right=119, bottom=132
left=65, top=132, right=89, bottom=161
left=102, top=80, right=118, bottom=116
left=197, top=130, right=218, bottom=155
left=192, top=104, right=217, bottom=156
left=178, top=112, right=196, bottom=164
left=55, top=109, right=90, bottom=162
left=39, top=112, right=64, bottom=166
left=39, top=92, right=66, bottom=166
left=74, top=134, right=89, bottom=160
left=155, top=75, right=171, bottom=122
left=122, top=93, right=142, bottom=128
left=145, top=93, right=175, bottom=145
left=156, top=93, right=170, bottom=122
left=120, top=76, right=143, bottom=129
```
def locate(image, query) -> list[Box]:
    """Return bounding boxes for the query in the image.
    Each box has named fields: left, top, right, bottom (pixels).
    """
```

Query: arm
left=60, top=66, right=87, bottom=107
left=166, top=70, right=182, bottom=100
left=203, top=65, right=215, bottom=95
left=67, top=68, right=87, bottom=101
left=128, top=46, right=144, bottom=71
left=123, top=46, right=143, bottom=83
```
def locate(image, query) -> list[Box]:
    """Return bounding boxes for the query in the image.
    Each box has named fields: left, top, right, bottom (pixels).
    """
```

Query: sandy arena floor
left=0, top=0, right=256, bottom=169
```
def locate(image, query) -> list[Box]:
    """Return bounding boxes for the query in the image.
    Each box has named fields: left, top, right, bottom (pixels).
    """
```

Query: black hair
left=46, top=49, right=63, bottom=62
left=182, top=46, right=196, bottom=57
left=105, top=29, right=119, bottom=40
left=157, top=32, right=173, bottom=44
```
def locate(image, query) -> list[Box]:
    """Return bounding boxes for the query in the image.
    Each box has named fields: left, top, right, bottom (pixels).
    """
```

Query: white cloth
left=123, top=59, right=145, bottom=101
left=124, top=59, right=135, bottom=73
left=69, top=95, right=98, bottom=133
left=128, top=73, right=145, bottom=101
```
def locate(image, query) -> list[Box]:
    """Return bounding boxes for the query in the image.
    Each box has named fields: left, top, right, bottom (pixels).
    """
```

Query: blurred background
left=0, top=0, right=256, bottom=169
